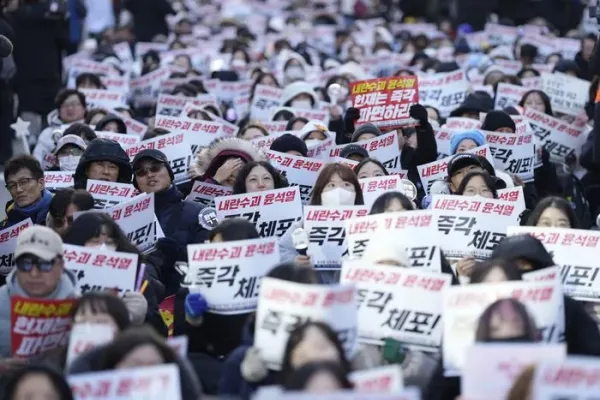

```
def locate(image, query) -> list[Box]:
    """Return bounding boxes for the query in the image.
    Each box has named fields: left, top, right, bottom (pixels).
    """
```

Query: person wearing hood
left=94, top=114, right=128, bottom=134
left=51, top=134, right=87, bottom=172
left=0, top=226, right=77, bottom=359
left=132, top=149, right=210, bottom=292
left=270, top=134, right=308, bottom=157
left=190, top=137, right=268, bottom=187
left=299, top=121, right=331, bottom=149
left=449, top=92, right=494, bottom=119
left=283, top=54, right=307, bottom=85
left=73, top=138, right=133, bottom=189
left=33, top=90, right=87, bottom=166
left=1, top=155, right=53, bottom=229
left=281, top=81, right=319, bottom=110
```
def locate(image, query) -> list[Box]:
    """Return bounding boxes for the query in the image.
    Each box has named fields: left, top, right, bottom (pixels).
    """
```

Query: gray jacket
left=0, top=269, right=78, bottom=358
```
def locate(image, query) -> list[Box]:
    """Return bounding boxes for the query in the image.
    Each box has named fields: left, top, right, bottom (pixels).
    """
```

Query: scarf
left=11, top=190, right=53, bottom=225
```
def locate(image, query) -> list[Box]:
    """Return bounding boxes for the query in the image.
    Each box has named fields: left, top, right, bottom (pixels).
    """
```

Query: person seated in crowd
left=269, top=134, right=308, bottom=157
left=94, top=114, right=128, bottom=134
left=286, top=116, right=309, bottom=131
left=46, top=188, right=94, bottom=236
left=340, top=144, right=369, bottom=163
left=449, top=130, right=486, bottom=155
left=3, top=365, right=74, bottom=400
left=232, top=161, right=288, bottom=194
left=75, top=73, right=105, bottom=90
left=456, top=171, right=498, bottom=199
left=1, top=155, right=52, bottom=229
left=60, top=123, right=97, bottom=145
left=527, top=196, right=579, bottom=228
left=480, top=110, right=516, bottom=133
left=355, top=158, right=388, bottom=179
left=52, top=134, right=87, bottom=172
left=237, top=124, right=268, bottom=141
left=283, top=361, right=353, bottom=393
left=84, top=109, right=110, bottom=126
left=73, top=138, right=133, bottom=189
left=299, top=121, right=331, bottom=146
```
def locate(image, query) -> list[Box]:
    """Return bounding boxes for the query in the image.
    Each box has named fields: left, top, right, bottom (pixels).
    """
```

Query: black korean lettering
left=552, top=144, right=574, bottom=160
left=261, top=310, right=281, bottom=335
left=451, top=92, right=465, bottom=106
left=227, top=211, right=261, bottom=224
left=437, top=215, right=456, bottom=235
left=382, top=157, right=399, bottom=170
left=352, top=239, right=369, bottom=257
left=403, top=312, right=440, bottom=335
left=298, top=185, right=312, bottom=203
left=170, top=157, right=188, bottom=176
left=532, top=125, right=551, bottom=141
left=336, top=327, right=356, bottom=354
left=454, top=217, right=476, bottom=236
left=408, top=246, right=437, bottom=268
left=357, top=288, right=368, bottom=306
left=216, top=265, right=240, bottom=286
left=563, top=266, right=600, bottom=287
left=382, top=308, right=411, bottom=331
left=258, top=220, right=277, bottom=237
left=486, top=232, right=506, bottom=250
left=194, top=267, right=217, bottom=288
left=0, top=253, right=13, bottom=268
left=191, top=145, right=199, bottom=155
left=69, top=269, right=85, bottom=281
left=538, top=325, right=556, bottom=342
left=234, top=276, right=260, bottom=299
left=327, top=227, right=346, bottom=246
left=366, top=291, right=393, bottom=314
left=496, top=97, right=508, bottom=109
left=254, top=99, right=268, bottom=109
left=309, top=227, right=329, bottom=245
left=440, top=95, right=453, bottom=108
left=275, top=218, right=296, bottom=237
left=491, top=148, right=513, bottom=164
left=127, top=222, right=154, bottom=246
left=94, top=199, right=108, bottom=209
left=194, top=197, right=212, bottom=206
left=468, top=230, right=490, bottom=250
left=285, top=314, right=308, bottom=333
left=517, top=157, right=533, bottom=174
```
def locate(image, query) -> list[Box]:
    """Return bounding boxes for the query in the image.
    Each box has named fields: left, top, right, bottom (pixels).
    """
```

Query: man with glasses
left=132, top=149, right=210, bottom=294
left=0, top=225, right=77, bottom=358
left=73, top=138, right=133, bottom=189
left=1, top=155, right=53, bottom=229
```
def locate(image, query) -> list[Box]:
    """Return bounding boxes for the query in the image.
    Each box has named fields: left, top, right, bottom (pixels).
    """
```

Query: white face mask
left=59, top=155, right=81, bottom=171
left=231, top=59, right=247, bottom=70
left=321, top=187, right=356, bottom=206
left=375, top=49, right=392, bottom=56
left=90, top=243, right=117, bottom=252
left=285, top=66, right=305, bottom=80
left=304, top=139, right=321, bottom=148
left=291, top=99, right=312, bottom=109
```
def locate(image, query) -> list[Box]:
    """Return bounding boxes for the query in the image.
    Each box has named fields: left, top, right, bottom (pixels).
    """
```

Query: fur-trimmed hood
left=189, top=137, right=267, bottom=179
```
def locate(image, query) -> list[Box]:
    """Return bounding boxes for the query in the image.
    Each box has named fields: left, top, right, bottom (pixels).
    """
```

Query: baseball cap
left=15, top=226, right=63, bottom=261
left=446, top=153, right=484, bottom=177
left=340, top=144, right=369, bottom=160
left=54, top=134, right=87, bottom=155
left=132, top=149, right=169, bottom=168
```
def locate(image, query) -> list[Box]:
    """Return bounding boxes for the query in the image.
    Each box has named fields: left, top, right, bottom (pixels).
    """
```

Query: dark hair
left=355, top=158, right=389, bottom=178
left=526, top=196, right=579, bottom=228
left=237, top=124, right=268, bottom=139
left=475, top=299, right=538, bottom=342
left=273, top=110, right=296, bottom=122
left=172, top=83, right=198, bottom=98
left=310, top=163, right=364, bottom=206
left=55, top=89, right=87, bottom=110
left=232, top=161, right=287, bottom=194
left=281, top=321, right=351, bottom=381
left=84, top=109, right=109, bottom=125
left=519, top=44, right=538, bottom=62
left=517, top=67, right=540, bottom=79
left=284, top=361, right=353, bottom=391
left=98, top=326, right=178, bottom=370
left=75, top=73, right=105, bottom=89
left=71, top=292, right=131, bottom=331
left=142, top=127, right=170, bottom=141
left=209, top=218, right=260, bottom=242
left=63, top=212, right=139, bottom=254
left=267, top=262, right=319, bottom=284
left=456, top=171, right=498, bottom=199
left=48, top=188, right=94, bottom=227
left=286, top=117, right=309, bottom=130
left=470, top=258, right=523, bottom=283
left=519, top=90, right=554, bottom=116
left=4, top=155, right=44, bottom=182
left=188, top=79, right=208, bottom=94
left=370, top=191, right=414, bottom=214
left=250, top=72, right=281, bottom=101
left=62, top=123, right=98, bottom=143
left=3, top=365, right=74, bottom=400
left=232, top=47, right=251, bottom=63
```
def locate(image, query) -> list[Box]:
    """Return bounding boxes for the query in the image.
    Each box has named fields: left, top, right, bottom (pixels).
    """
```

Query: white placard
left=66, top=323, right=114, bottom=367
left=494, top=83, right=528, bottom=111
left=541, top=72, right=590, bottom=116
left=215, top=187, right=303, bottom=237
left=185, top=237, right=280, bottom=314
left=130, top=67, right=171, bottom=106
left=255, top=278, right=357, bottom=370
left=154, top=114, right=225, bottom=153
left=251, top=85, right=282, bottom=120
left=44, top=171, right=75, bottom=191
left=68, top=364, right=181, bottom=400
left=485, top=130, right=535, bottom=182
left=358, top=175, right=404, bottom=210
left=167, top=336, right=188, bottom=358
left=419, top=71, right=469, bottom=118
left=328, top=131, right=402, bottom=173
left=86, top=180, right=139, bottom=209
left=255, top=391, right=420, bottom=400
left=304, top=206, right=369, bottom=270
left=265, top=150, right=324, bottom=204
left=349, top=365, right=404, bottom=393
left=434, top=129, right=452, bottom=159
left=185, top=180, right=232, bottom=207
left=104, top=193, right=156, bottom=252
left=95, top=131, right=141, bottom=149
left=443, top=117, right=481, bottom=131
left=79, top=89, right=127, bottom=110
left=342, top=261, right=450, bottom=350
left=497, top=186, right=526, bottom=211
left=531, top=356, right=600, bottom=399
left=0, top=219, right=32, bottom=276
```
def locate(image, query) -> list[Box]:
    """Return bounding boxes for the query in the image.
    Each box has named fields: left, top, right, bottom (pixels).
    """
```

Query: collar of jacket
left=154, top=184, right=183, bottom=209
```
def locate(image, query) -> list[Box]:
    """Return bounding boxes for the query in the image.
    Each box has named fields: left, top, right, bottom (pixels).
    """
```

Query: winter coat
left=73, top=138, right=133, bottom=189
left=401, top=120, right=438, bottom=204
left=0, top=190, right=53, bottom=230
left=33, top=111, right=66, bottom=168
left=124, top=0, right=174, bottom=42
left=0, top=268, right=78, bottom=357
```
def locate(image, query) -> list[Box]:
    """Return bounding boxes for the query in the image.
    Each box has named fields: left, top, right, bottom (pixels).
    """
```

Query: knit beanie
left=481, top=110, right=516, bottom=133
left=270, top=134, right=308, bottom=157
left=351, top=123, right=382, bottom=143
left=449, top=130, right=486, bottom=155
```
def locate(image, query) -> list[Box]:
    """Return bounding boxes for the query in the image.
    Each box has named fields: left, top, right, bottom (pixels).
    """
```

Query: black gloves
left=344, top=107, right=361, bottom=135
left=409, top=104, right=428, bottom=123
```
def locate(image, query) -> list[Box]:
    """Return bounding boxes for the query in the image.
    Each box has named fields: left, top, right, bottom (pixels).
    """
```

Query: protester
left=73, top=138, right=133, bottom=189
left=1, top=155, right=52, bottom=228
left=46, top=188, right=94, bottom=236
left=480, top=110, right=516, bottom=133
left=369, top=192, right=415, bottom=214
left=354, top=158, right=388, bottom=179
left=283, top=361, right=353, bottom=393
left=94, top=114, right=127, bottom=134
left=339, top=144, right=369, bottom=162
left=237, top=124, right=269, bottom=141
left=232, top=161, right=287, bottom=194
left=3, top=365, right=74, bottom=400
left=449, top=130, right=486, bottom=155
left=61, top=123, right=97, bottom=144
left=526, top=196, right=579, bottom=228
left=456, top=171, right=499, bottom=199
left=475, top=298, right=539, bottom=342
left=519, top=90, right=554, bottom=115
left=269, top=134, right=308, bottom=157
left=52, top=134, right=87, bottom=172
left=71, top=292, right=132, bottom=334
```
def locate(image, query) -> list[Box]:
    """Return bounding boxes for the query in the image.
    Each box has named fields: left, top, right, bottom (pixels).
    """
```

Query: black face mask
left=483, top=335, right=533, bottom=343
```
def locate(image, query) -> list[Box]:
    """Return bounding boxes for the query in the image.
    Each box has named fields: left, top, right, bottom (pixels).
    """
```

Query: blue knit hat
left=450, top=130, right=486, bottom=155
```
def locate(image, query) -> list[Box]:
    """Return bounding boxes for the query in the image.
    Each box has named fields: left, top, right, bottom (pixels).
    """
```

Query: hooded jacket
left=73, top=138, right=133, bottom=189
left=280, top=81, right=319, bottom=108
left=0, top=268, right=78, bottom=357
left=190, top=137, right=267, bottom=183
left=33, top=111, right=66, bottom=169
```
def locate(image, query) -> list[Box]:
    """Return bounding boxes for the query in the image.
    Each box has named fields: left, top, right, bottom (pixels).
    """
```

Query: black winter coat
left=401, top=121, right=438, bottom=204
left=125, top=0, right=174, bottom=42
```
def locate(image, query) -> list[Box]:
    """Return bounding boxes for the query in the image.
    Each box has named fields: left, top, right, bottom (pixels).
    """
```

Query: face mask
left=292, top=99, right=312, bottom=109
left=375, top=49, right=392, bottom=56
left=231, top=59, right=247, bottom=70
left=304, top=139, right=321, bottom=148
left=90, top=243, right=117, bottom=252
left=321, top=187, right=356, bottom=206
left=285, top=66, right=305, bottom=80
left=59, top=155, right=81, bottom=171
left=483, top=335, right=532, bottom=343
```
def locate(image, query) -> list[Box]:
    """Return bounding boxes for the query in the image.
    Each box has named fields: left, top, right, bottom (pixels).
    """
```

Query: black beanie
left=270, top=134, right=308, bottom=157
left=351, top=123, right=382, bottom=142
left=131, top=149, right=175, bottom=189
left=481, top=110, right=516, bottom=133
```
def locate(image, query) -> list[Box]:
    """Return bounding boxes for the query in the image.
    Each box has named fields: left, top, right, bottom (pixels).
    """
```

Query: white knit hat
left=362, top=236, right=410, bottom=267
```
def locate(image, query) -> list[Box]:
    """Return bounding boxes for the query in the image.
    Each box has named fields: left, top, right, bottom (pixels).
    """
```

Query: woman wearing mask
left=231, top=48, right=251, bottom=75
left=284, top=361, right=353, bottom=393
left=190, top=137, right=268, bottom=187
left=526, top=196, right=579, bottom=228
left=34, top=89, right=87, bottom=167
left=281, top=81, right=319, bottom=110
left=283, top=56, right=307, bottom=85
left=355, top=158, right=388, bottom=179
left=4, top=365, right=73, bottom=400
left=299, top=121, right=331, bottom=148
left=46, top=188, right=94, bottom=236
left=456, top=171, right=498, bottom=199
left=232, top=161, right=288, bottom=194
left=51, top=135, right=87, bottom=172
left=219, top=263, right=319, bottom=400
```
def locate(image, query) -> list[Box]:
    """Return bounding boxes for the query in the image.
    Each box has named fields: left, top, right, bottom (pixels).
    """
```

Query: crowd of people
left=0, top=0, right=599, bottom=399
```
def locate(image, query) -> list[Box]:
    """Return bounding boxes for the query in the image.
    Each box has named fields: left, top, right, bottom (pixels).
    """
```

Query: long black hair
left=232, top=161, right=288, bottom=194
left=63, top=212, right=139, bottom=254
left=526, top=196, right=579, bottom=229
left=370, top=192, right=414, bottom=214
left=3, top=365, right=74, bottom=400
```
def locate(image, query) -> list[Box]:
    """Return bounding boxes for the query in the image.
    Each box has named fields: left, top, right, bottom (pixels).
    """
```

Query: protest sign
left=255, top=278, right=357, bottom=369
left=215, top=187, right=303, bottom=237
left=531, top=356, right=600, bottom=399
left=442, top=280, right=561, bottom=376
left=154, top=114, right=225, bottom=153
left=167, top=336, right=189, bottom=358
left=345, top=210, right=442, bottom=272
left=250, top=130, right=289, bottom=150
left=307, top=137, right=335, bottom=160
left=185, top=180, right=232, bottom=207
left=484, top=23, right=519, bottom=46
left=351, top=76, right=419, bottom=128
left=156, top=93, right=219, bottom=117
left=485, top=130, right=535, bottom=182
left=87, top=180, right=139, bottom=209
left=359, top=175, right=404, bottom=209
left=541, top=72, right=589, bottom=116
left=304, top=206, right=369, bottom=270
left=100, top=76, right=129, bottom=93
left=508, top=226, right=600, bottom=301
left=130, top=66, right=171, bottom=106
left=66, top=59, right=119, bottom=88
left=79, top=89, right=127, bottom=110
left=259, top=121, right=289, bottom=134
left=432, top=195, right=523, bottom=259
left=126, top=132, right=193, bottom=184
left=419, top=71, right=469, bottom=118
left=349, top=365, right=404, bottom=393
left=462, top=343, right=566, bottom=400
left=11, top=297, right=74, bottom=358
left=266, top=150, right=324, bottom=204
left=68, top=364, right=181, bottom=400
left=341, top=261, right=451, bottom=350
left=494, top=83, right=529, bottom=111
left=435, top=129, right=452, bottom=159
left=95, top=131, right=141, bottom=149
left=497, top=186, right=527, bottom=211
left=44, top=171, right=75, bottom=191
left=254, top=391, right=421, bottom=400
left=185, top=237, right=280, bottom=314
left=105, top=193, right=156, bottom=252
left=109, top=112, right=148, bottom=137
left=328, top=131, right=402, bottom=172
left=66, top=323, right=114, bottom=367
left=523, top=108, right=586, bottom=163
left=63, top=244, right=138, bottom=295
left=250, top=84, right=282, bottom=120
left=0, top=219, right=32, bottom=276
left=443, top=117, right=481, bottom=131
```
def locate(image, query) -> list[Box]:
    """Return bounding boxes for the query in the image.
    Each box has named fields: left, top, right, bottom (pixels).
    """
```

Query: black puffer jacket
left=73, top=138, right=133, bottom=189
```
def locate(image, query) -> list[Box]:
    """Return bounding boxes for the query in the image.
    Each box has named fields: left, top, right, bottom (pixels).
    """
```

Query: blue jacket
left=0, top=190, right=52, bottom=229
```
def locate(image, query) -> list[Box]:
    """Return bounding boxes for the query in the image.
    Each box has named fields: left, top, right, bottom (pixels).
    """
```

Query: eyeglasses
left=135, top=164, right=163, bottom=177
left=15, top=256, right=58, bottom=273
left=5, top=177, right=36, bottom=192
